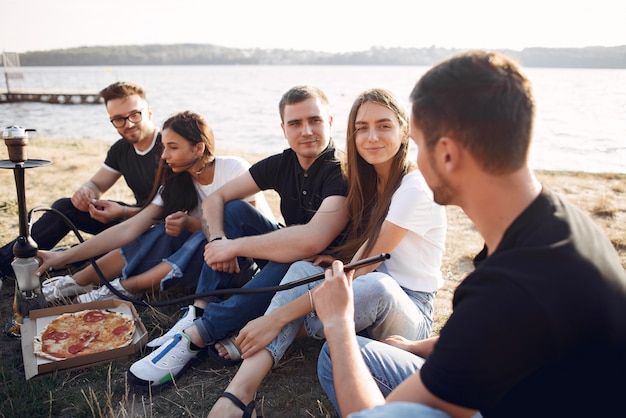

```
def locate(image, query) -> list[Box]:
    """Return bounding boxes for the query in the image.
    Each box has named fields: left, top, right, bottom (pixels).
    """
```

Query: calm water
left=1, top=65, right=625, bottom=173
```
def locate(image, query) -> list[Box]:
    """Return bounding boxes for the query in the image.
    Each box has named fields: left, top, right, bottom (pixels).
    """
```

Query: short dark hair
left=99, top=81, right=146, bottom=105
left=278, top=85, right=329, bottom=122
left=410, top=50, right=535, bottom=174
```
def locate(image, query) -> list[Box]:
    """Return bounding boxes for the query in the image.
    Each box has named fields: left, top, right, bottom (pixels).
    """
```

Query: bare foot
left=214, top=341, right=232, bottom=360
left=213, top=336, right=241, bottom=361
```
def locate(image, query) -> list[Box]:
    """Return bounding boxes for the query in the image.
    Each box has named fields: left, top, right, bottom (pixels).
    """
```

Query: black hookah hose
left=28, top=206, right=390, bottom=308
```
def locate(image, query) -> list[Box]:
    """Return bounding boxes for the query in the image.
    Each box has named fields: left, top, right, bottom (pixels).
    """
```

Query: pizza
left=33, top=309, right=136, bottom=361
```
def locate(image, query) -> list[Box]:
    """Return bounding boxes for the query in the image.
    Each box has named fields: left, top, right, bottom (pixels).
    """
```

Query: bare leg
left=208, top=350, right=273, bottom=418
left=72, top=250, right=124, bottom=285
left=194, top=298, right=210, bottom=310
left=119, top=261, right=173, bottom=294
left=184, top=325, right=207, bottom=347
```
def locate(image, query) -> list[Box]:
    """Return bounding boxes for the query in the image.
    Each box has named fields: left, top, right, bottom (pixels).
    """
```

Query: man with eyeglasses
left=0, top=81, right=161, bottom=281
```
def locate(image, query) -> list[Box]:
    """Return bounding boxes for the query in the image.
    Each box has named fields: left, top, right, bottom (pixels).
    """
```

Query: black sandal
left=220, top=391, right=262, bottom=418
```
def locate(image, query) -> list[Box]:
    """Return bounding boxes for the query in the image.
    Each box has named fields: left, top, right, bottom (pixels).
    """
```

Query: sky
left=1, top=0, right=623, bottom=53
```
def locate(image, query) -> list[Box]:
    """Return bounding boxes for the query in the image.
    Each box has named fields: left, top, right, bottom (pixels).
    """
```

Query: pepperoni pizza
left=34, top=309, right=136, bottom=361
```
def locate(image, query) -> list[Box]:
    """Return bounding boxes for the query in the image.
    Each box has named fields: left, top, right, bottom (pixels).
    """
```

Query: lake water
left=1, top=65, right=625, bottom=173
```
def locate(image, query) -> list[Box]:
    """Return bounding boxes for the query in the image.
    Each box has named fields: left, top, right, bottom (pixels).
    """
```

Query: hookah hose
left=28, top=206, right=390, bottom=308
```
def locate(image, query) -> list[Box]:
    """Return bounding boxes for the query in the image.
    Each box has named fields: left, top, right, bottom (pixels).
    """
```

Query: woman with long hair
left=208, top=88, right=446, bottom=417
left=37, top=110, right=273, bottom=302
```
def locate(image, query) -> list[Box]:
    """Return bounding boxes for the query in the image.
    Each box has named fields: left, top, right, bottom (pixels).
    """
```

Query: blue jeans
left=161, top=230, right=207, bottom=290
left=265, top=261, right=435, bottom=366
left=193, top=200, right=291, bottom=344
left=318, top=336, right=425, bottom=417
left=0, top=197, right=122, bottom=276
left=348, top=403, right=452, bottom=418
left=119, top=225, right=207, bottom=291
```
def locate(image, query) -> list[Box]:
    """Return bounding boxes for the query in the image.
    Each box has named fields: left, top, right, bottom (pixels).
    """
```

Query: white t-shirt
left=151, top=156, right=275, bottom=222
left=376, top=170, right=447, bottom=292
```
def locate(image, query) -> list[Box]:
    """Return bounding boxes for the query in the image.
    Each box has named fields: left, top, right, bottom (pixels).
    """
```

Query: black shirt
left=103, top=132, right=162, bottom=206
left=249, top=141, right=347, bottom=250
left=421, top=188, right=626, bottom=417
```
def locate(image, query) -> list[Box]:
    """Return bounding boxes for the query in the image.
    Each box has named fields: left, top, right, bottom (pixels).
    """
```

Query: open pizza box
left=21, top=299, right=148, bottom=380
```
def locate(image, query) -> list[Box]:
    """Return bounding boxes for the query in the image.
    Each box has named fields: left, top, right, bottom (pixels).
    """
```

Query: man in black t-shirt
left=0, top=81, right=161, bottom=279
left=128, top=85, right=349, bottom=389
left=315, top=51, right=626, bottom=418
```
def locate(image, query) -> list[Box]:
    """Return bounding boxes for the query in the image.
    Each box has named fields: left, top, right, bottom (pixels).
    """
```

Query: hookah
left=1, top=125, right=51, bottom=337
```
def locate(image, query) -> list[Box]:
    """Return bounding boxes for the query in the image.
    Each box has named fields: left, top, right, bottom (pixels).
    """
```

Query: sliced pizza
left=34, top=309, right=135, bottom=361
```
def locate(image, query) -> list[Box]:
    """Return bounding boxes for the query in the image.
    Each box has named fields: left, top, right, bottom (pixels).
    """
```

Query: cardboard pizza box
left=21, top=299, right=148, bottom=380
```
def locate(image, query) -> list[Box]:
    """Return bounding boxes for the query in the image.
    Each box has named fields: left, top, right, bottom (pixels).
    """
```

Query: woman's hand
left=164, top=211, right=188, bottom=236
left=35, top=250, right=68, bottom=277
left=235, top=314, right=284, bottom=359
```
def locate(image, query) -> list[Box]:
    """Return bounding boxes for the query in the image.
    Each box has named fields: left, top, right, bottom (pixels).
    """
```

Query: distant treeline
left=13, top=44, right=626, bottom=68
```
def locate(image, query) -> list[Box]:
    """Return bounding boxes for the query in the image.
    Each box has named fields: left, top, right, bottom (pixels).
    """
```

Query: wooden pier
left=1, top=52, right=102, bottom=105
left=0, top=89, right=102, bottom=104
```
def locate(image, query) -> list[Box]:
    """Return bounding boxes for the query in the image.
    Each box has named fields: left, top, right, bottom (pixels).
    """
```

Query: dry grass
left=0, top=138, right=624, bottom=417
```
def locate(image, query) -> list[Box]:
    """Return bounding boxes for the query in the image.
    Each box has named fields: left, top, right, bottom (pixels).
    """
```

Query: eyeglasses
left=110, top=109, right=144, bottom=128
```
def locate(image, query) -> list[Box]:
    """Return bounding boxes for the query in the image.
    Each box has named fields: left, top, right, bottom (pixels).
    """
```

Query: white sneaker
left=127, top=332, right=201, bottom=388
left=75, top=278, right=133, bottom=303
left=41, top=275, right=94, bottom=302
left=146, top=305, right=198, bottom=348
